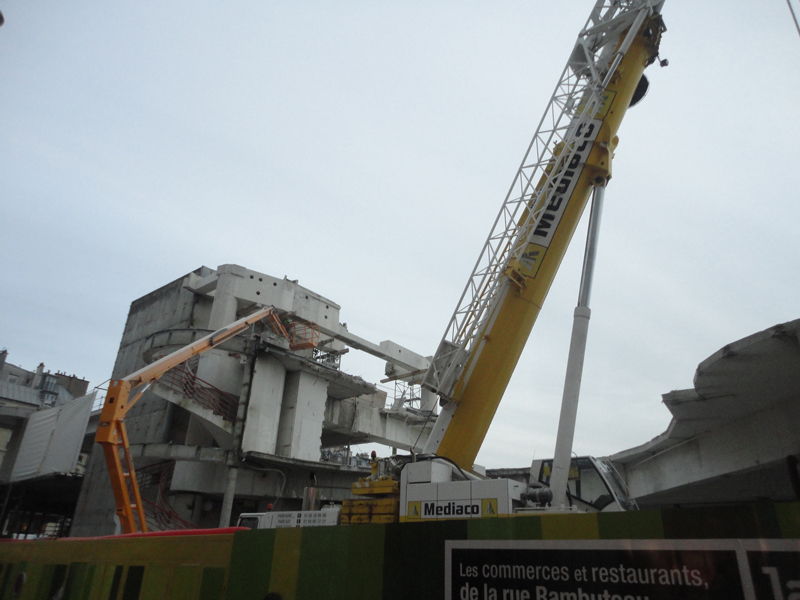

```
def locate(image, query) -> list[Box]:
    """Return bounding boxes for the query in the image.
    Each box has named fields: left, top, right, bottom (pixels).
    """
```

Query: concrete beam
left=324, top=397, right=431, bottom=452
left=311, top=322, right=429, bottom=374
left=0, top=404, right=36, bottom=419
left=129, top=443, right=228, bottom=463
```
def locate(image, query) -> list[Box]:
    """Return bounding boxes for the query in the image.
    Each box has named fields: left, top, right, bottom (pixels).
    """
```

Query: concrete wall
left=0, top=417, right=26, bottom=483
left=71, top=267, right=213, bottom=537
left=54, top=373, right=90, bottom=398
left=242, top=355, right=286, bottom=455
left=0, top=362, right=34, bottom=386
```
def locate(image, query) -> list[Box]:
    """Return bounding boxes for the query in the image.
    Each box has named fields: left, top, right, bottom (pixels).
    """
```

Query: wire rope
left=787, top=0, right=800, bottom=40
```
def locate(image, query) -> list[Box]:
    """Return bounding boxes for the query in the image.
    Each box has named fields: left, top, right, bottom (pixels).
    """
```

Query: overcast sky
left=1, top=1, right=798, bottom=469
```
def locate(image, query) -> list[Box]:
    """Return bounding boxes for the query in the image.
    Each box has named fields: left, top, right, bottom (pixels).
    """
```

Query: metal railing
left=136, top=461, right=195, bottom=531
left=158, top=359, right=239, bottom=423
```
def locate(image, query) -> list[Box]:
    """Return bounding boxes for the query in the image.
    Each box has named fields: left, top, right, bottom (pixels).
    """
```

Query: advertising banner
left=446, top=539, right=800, bottom=600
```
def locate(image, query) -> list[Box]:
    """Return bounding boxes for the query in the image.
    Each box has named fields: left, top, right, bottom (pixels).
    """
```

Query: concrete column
left=207, top=269, right=240, bottom=329
left=219, top=463, right=238, bottom=528
left=197, top=269, right=244, bottom=395
left=191, top=493, right=204, bottom=524
left=276, top=371, right=327, bottom=462
left=192, top=268, right=247, bottom=449
left=420, top=388, right=438, bottom=414
left=241, top=355, right=286, bottom=455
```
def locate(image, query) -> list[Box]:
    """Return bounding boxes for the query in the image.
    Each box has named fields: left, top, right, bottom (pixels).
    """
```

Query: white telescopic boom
left=549, top=184, right=605, bottom=509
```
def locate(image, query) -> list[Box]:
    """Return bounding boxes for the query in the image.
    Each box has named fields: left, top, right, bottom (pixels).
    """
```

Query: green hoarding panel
left=777, top=502, right=800, bottom=538
left=661, top=504, right=763, bottom=539
left=597, top=510, right=664, bottom=540
left=198, top=568, right=226, bottom=600
left=382, top=520, right=467, bottom=600
left=226, top=530, right=276, bottom=600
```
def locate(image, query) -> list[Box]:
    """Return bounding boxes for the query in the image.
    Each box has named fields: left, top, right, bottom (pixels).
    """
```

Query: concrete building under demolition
left=72, top=265, right=436, bottom=536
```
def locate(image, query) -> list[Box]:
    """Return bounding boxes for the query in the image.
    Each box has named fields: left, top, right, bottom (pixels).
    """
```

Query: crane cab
left=527, top=456, right=636, bottom=512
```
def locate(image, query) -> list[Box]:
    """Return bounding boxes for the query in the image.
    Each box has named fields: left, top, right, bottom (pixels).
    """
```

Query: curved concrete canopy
left=610, top=318, right=800, bottom=508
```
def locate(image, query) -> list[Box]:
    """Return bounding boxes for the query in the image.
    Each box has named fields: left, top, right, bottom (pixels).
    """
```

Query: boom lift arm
left=422, top=0, right=666, bottom=471
left=95, top=306, right=287, bottom=534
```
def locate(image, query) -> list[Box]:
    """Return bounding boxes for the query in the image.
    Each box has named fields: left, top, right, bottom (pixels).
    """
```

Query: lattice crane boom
left=422, top=0, right=666, bottom=470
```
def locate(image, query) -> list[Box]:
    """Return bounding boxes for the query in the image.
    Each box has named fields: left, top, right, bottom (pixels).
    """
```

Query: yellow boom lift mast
left=95, top=306, right=288, bottom=534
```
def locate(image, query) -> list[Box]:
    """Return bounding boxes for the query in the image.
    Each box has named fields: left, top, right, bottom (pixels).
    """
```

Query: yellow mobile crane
left=422, top=0, right=666, bottom=470
left=95, top=307, right=294, bottom=534
left=384, top=0, right=666, bottom=521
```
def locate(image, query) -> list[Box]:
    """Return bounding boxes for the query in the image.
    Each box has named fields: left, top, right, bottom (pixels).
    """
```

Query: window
left=238, top=517, right=259, bottom=530
left=538, top=457, right=615, bottom=510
